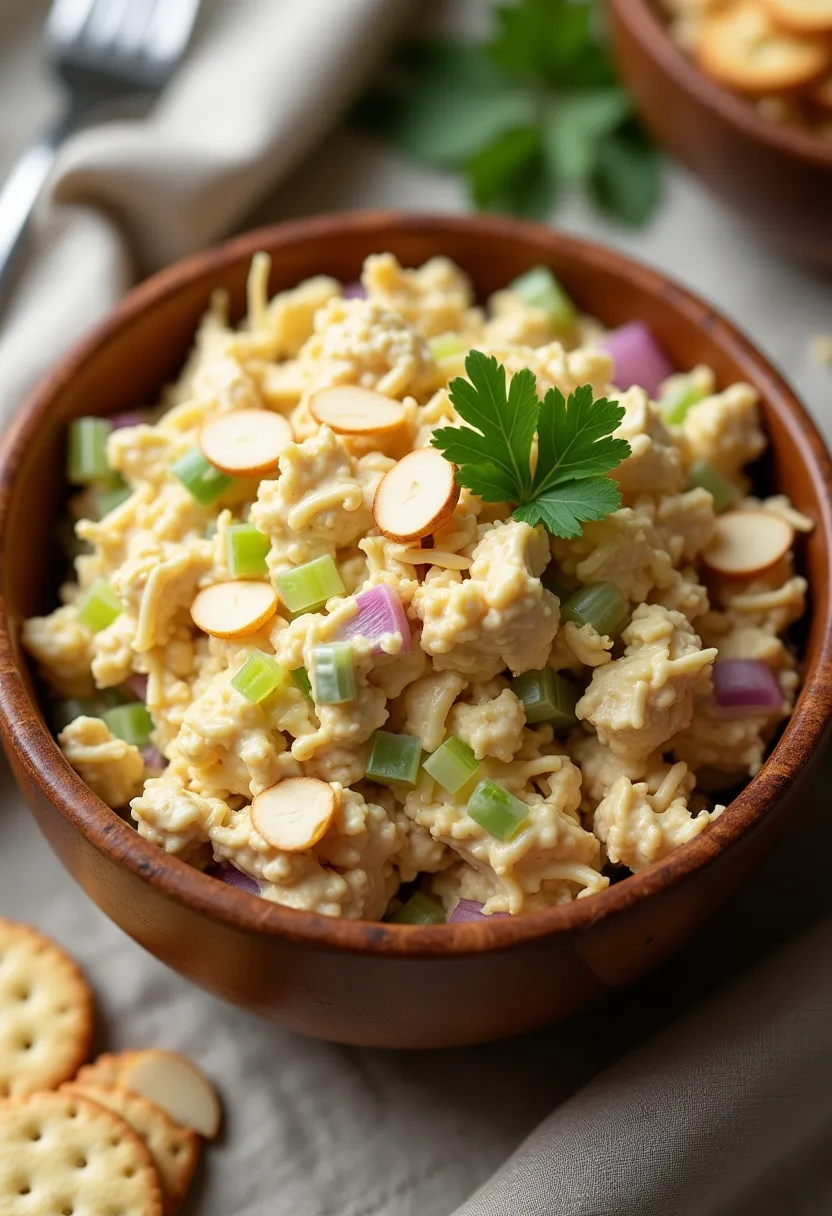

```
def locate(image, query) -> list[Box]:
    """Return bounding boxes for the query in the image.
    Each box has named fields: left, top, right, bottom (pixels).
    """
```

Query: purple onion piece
left=110, top=409, right=152, bottom=430
left=449, top=899, right=509, bottom=923
left=712, top=659, right=782, bottom=715
left=125, top=674, right=148, bottom=701
left=206, top=863, right=261, bottom=895
left=342, top=281, right=366, bottom=300
left=140, top=745, right=166, bottom=774
left=340, top=584, right=411, bottom=654
left=602, top=322, right=675, bottom=401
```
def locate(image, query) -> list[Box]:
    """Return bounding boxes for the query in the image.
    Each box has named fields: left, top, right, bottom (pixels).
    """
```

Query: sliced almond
left=309, top=386, right=406, bottom=436
left=701, top=510, right=794, bottom=578
left=763, top=0, right=832, bottom=35
left=697, top=3, right=831, bottom=94
left=251, top=777, right=336, bottom=852
left=119, top=1050, right=221, bottom=1139
left=190, top=580, right=278, bottom=638
left=198, top=409, right=293, bottom=477
left=373, top=447, right=460, bottom=543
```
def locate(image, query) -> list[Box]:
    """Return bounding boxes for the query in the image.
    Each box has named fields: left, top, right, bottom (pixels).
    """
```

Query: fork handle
left=0, top=118, right=73, bottom=310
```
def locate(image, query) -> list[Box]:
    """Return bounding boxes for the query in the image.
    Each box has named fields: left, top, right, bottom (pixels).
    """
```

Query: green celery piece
left=75, top=580, right=123, bottom=633
left=67, top=417, right=112, bottom=484
left=171, top=447, right=234, bottom=507
left=659, top=379, right=704, bottom=427
left=422, top=736, right=480, bottom=794
left=94, top=483, right=131, bottom=518
left=509, top=265, right=576, bottom=331
left=561, top=582, right=627, bottom=638
left=391, top=892, right=446, bottom=925
left=365, top=731, right=422, bottom=786
left=311, top=643, right=357, bottom=705
left=103, top=703, right=153, bottom=746
left=686, top=461, right=738, bottom=514
left=276, top=555, right=345, bottom=615
left=227, top=523, right=270, bottom=578
left=232, top=651, right=287, bottom=705
left=512, top=668, right=579, bottom=730
left=428, top=334, right=467, bottom=362
left=467, top=779, right=529, bottom=841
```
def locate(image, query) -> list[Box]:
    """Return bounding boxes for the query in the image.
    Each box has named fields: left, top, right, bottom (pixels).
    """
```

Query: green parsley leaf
left=431, top=351, right=630, bottom=540
left=355, top=0, right=662, bottom=228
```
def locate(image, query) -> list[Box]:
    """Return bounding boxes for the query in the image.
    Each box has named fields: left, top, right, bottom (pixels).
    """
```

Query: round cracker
left=697, top=3, right=831, bottom=94
left=0, top=1089, right=162, bottom=1216
left=763, top=0, right=832, bottom=35
left=0, top=919, right=94, bottom=1098
left=74, top=1051, right=135, bottom=1089
left=63, top=1083, right=200, bottom=1214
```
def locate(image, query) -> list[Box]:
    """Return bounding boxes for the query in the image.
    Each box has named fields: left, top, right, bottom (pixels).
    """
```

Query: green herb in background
left=356, top=0, right=662, bottom=225
left=431, top=351, right=631, bottom=539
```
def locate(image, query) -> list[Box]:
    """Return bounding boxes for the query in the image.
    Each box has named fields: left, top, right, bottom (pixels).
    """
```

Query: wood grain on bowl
left=608, top=0, right=832, bottom=270
left=0, top=212, right=831, bottom=1048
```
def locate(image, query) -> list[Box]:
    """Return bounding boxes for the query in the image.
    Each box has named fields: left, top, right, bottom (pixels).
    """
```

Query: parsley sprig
left=431, top=351, right=631, bottom=539
left=356, top=0, right=662, bottom=225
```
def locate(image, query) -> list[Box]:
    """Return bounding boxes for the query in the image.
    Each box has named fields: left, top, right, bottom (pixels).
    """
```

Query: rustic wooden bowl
left=1, top=212, right=830, bottom=1048
left=608, top=0, right=832, bottom=270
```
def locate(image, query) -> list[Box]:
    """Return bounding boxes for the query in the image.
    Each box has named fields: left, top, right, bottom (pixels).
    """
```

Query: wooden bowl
left=1, top=212, right=830, bottom=1048
left=608, top=0, right=832, bottom=270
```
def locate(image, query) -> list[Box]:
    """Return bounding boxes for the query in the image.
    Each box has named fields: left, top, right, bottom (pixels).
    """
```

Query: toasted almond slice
left=190, top=580, right=278, bottom=638
left=763, top=0, right=832, bottom=34
left=701, top=510, right=794, bottom=577
left=697, top=3, right=831, bottom=94
left=251, top=777, right=336, bottom=852
left=119, top=1050, right=221, bottom=1140
left=309, top=386, right=406, bottom=436
left=198, top=409, right=292, bottom=477
left=373, top=448, right=460, bottom=543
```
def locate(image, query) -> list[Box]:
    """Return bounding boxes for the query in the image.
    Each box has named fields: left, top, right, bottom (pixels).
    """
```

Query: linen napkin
left=0, top=0, right=406, bottom=418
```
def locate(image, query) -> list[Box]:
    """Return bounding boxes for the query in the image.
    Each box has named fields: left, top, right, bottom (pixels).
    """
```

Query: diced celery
left=94, top=482, right=131, bottom=518
left=561, top=582, right=627, bottom=638
left=75, top=580, right=123, bottom=633
left=67, top=417, right=112, bottom=484
left=511, top=668, right=579, bottom=730
left=422, top=735, right=479, bottom=794
left=276, top=555, right=345, bottom=614
left=311, top=643, right=356, bottom=704
left=227, top=523, right=270, bottom=578
left=391, top=892, right=446, bottom=925
left=509, top=265, right=575, bottom=331
left=231, top=650, right=287, bottom=704
left=428, top=334, right=467, bottom=362
left=290, top=667, right=313, bottom=701
left=659, top=379, right=704, bottom=426
left=103, top=703, right=153, bottom=746
left=171, top=447, right=233, bottom=507
left=686, top=460, right=738, bottom=514
left=467, top=779, right=529, bottom=841
left=365, top=731, right=421, bottom=786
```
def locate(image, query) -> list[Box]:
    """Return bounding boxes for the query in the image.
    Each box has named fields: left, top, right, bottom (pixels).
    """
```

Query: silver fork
left=0, top=0, right=202, bottom=306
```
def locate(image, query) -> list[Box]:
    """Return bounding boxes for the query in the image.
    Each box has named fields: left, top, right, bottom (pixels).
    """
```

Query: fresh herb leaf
left=590, top=117, right=663, bottom=226
left=431, top=351, right=630, bottom=540
left=356, top=0, right=662, bottom=227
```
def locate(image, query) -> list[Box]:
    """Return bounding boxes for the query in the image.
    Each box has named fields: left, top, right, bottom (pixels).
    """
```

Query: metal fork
left=0, top=0, right=202, bottom=306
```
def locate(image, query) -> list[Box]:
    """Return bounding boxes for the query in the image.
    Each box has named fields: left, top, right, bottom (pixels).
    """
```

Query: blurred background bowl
left=608, top=0, right=832, bottom=270
left=0, top=211, right=830, bottom=1048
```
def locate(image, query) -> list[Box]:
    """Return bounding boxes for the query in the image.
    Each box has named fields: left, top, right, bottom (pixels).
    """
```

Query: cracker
left=0, top=1089, right=163, bottom=1216
left=0, top=919, right=94, bottom=1098
left=63, top=1083, right=200, bottom=1214
left=697, top=3, right=831, bottom=94
left=74, top=1050, right=135, bottom=1088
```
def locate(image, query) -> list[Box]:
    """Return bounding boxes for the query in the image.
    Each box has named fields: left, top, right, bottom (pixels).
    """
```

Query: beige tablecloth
left=0, top=1, right=830, bottom=1213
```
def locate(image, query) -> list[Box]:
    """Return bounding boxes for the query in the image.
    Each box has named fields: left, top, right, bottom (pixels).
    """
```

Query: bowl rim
left=610, top=0, right=832, bottom=169
left=1, top=209, right=831, bottom=960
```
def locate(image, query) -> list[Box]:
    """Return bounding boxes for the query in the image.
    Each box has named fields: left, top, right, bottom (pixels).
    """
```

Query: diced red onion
left=125, top=674, right=148, bottom=701
left=602, top=322, right=675, bottom=401
left=340, top=584, right=411, bottom=654
left=206, top=863, right=261, bottom=895
left=449, top=899, right=509, bottom=923
left=110, top=409, right=152, bottom=430
left=712, top=659, right=782, bottom=715
left=343, top=281, right=366, bottom=300
left=140, top=745, right=166, bottom=774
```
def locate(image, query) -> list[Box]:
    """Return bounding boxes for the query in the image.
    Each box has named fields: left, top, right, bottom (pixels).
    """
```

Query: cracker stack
left=0, top=919, right=220, bottom=1215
